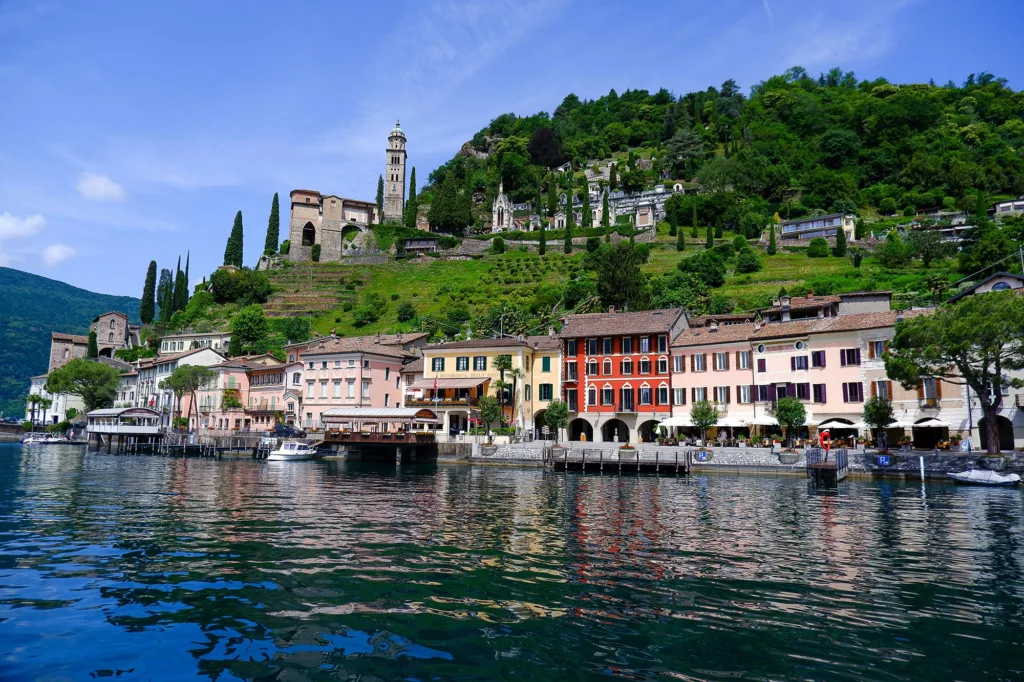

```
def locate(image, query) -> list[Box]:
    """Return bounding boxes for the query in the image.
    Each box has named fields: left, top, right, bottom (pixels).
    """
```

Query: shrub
left=491, top=236, right=506, bottom=254
left=807, top=237, right=830, bottom=258
left=280, top=239, right=290, bottom=255
left=903, top=206, right=915, bottom=217
left=209, top=267, right=271, bottom=305
left=586, top=236, right=601, bottom=252
left=879, top=198, right=897, bottom=215
left=735, top=248, right=762, bottom=273
left=390, top=292, right=400, bottom=301
left=352, top=305, right=379, bottom=326
left=311, top=244, right=321, bottom=262
left=397, top=301, right=416, bottom=322
left=733, top=234, right=747, bottom=251
left=677, top=250, right=726, bottom=288
left=713, top=242, right=735, bottom=261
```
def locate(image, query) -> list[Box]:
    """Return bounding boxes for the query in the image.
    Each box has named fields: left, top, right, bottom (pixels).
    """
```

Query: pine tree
left=538, top=221, right=547, bottom=255
left=174, top=268, right=187, bottom=313
left=264, top=193, right=280, bottom=254
left=833, top=223, right=848, bottom=257
left=140, top=260, right=157, bottom=324
left=375, top=175, right=384, bottom=224
left=404, top=168, right=418, bottom=228
left=706, top=224, right=713, bottom=249
left=157, top=268, right=173, bottom=323
left=676, top=230, right=685, bottom=251
left=87, top=331, right=98, bottom=358
left=546, top=176, right=558, bottom=217
left=767, top=224, right=777, bottom=255
left=691, top=204, right=699, bottom=238
left=224, top=211, right=243, bottom=267
left=601, top=191, right=610, bottom=228
left=609, top=163, right=618, bottom=190
left=581, top=189, right=592, bottom=228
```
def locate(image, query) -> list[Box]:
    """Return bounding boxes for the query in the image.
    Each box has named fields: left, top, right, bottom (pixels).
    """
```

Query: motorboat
left=22, top=434, right=70, bottom=444
left=267, top=440, right=319, bottom=462
left=947, top=469, right=1021, bottom=486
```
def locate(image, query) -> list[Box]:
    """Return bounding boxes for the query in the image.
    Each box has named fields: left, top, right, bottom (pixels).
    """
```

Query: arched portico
left=302, top=222, right=316, bottom=246
left=568, top=418, right=593, bottom=442
left=601, top=418, right=629, bottom=444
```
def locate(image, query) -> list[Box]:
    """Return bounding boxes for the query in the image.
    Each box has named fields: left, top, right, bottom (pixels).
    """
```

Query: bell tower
left=383, top=120, right=407, bottom=222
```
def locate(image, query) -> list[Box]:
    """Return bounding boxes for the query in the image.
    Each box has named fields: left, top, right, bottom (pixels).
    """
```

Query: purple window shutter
left=820, top=351, right=826, bottom=368
left=842, top=383, right=849, bottom=402
left=840, top=351, right=847, bottom=367
left=768, top=385, right=777, bottom=401
left=790, top=357, right=795, bottom=371
left=757, top=358, right=766, bottom=373
left=821, top=384, right=826, bottom=403
left=857, top=382, right=864, bottom=402
left=854, top=349, right=861, bottom=365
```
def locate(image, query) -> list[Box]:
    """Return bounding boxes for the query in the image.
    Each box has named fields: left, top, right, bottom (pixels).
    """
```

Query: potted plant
left=778, top=448, right=800, bottom=465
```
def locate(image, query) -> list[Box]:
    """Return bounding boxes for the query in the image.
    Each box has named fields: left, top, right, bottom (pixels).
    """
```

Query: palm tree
left=26, top=394, right=42, bottom=427
left=507, top=367, right=523, bottom=428
left=38, top=396, right=53, bottom=426
left=493, top=354, right=513, bottom=422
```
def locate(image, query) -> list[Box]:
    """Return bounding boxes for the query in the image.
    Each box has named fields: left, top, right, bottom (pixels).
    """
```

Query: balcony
left=405, top=397, right=479, bottom=408
left=919, top=397, right=939, bottom=409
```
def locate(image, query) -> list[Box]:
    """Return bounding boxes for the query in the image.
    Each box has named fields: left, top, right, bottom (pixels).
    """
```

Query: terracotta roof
left=91, top=311, right=128, bottom=322
left=751, top=309, right=933, bottom=340
left=687, top=313, right=758, bottom=327
left=51, top=332, right=89, bottom=344
left=401, top=357, right=423, bottom=373
left=284, top=332, right=427, bottom=351
left=299, top=337, right=410, bottom=359
left=762, top=295, right=840, bottom=312
left=145, top=347, right=225, bottom=365
left=426, top=337, right=532, bottom=350
left=672, top=323, right=758, bottom=347
left=558, top=308, right=685, bottom=338
left=526, top=335, right=561, bottom=350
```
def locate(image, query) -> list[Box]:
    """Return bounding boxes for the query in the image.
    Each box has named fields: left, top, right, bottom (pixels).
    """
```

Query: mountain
left=0, top=267, right=140, bottom=418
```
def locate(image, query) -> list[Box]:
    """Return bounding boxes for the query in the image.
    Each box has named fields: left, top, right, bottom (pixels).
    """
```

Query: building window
left=361, top=380, right=370, bottom=399
left=842, top=382, right=864, bottom=402
left=307, top=381, right=314, bottom=399
left=319, top=380, right=328, bottom=398
left=640, top=337, right=651, bottom=353
left=432, top=358, right=445, bottom=372
left=621, top=337, right=633, bottom=354
left=811, top=351, right=826, bottom=368
left=870, top=340, right=887, bottom=359
left=603, top=359, right=612, bottom=375
left=321, top=361, right=328, bottom=369
left=658, top=335, right=668, bottom=353
left=692, top=354, right=706, bottom=372
left=673, top=388, right=686, bottom=405
left=385, top=367, right=391, bottom=381
left=456, top=356, right=469, bottom=371
left=335, top=360, right=342, bottom=367
left=922, top=378, right=939, bottom=404
left=567, top=340, right=578, bottom=356
left=108, top=333, right=114, bottom=342
left=539, top=384, right=553, bottom=401
left=792, top=356, right=809, bottom=370
left=657, top=386, right=669, bottom=405
left=542, top=356, right=551, bottom=372
left=714, top=352, right=729, bottom=371
left=796, top=383, right=810, bottom=400
left=840, top=349, right=861, bottom=366
left=363, top=360, right=370, bottom=369
left=109, top=319, right=115, bottom=329
left=603, top=338, right=613, bottom=354
left=567, top=391, right=578, bottom=412
left=308, top=362, right=315, bottom=369
left=525, top=385, right=532, bottom=401
left=473, top=356, right=487, bottom=371
left=347, top=379, right=355, bottom=398
left=657, top=358, right=668, bottom=374
left=384, top=394, right=390, bottom=407
left=293, top=372, right=301, bottom=385
left=673, top=355, right=684, bottom=372
left=737, top=385, right=752, bottom=403
left=692, top=387, right=707, bottom=402
left=586, top=360, right=598, bottom=376
left=813, top=383, right=827, bottom=403
left=288, top=354, right=295, bottom=362
left=714, top=386, right=730, bottom=404
left=621, top=358, right=633, bottom=375
left=566, top=362, right=578, bottom=381
left=587, top=386, right=597, bottom=406
left=737, top=351, right=751, bottom=370
left=639, top=358, right=651, bottom=374
left=757, top=358, right=766, bottom=373
left=620, top=387, right=635, bottom=411
left=587, top=339, right=599, bottom=355
left=333, top=380, right=341, bottom=398
left=874, top=380, right=892, bottom=400
left=601, top=387, right=614, bottom=405
left=639, top=387, right=652, bottom=405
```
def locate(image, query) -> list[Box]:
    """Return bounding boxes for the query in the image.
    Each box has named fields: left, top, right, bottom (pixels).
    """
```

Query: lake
left=1, top=444, right=1023, bottom=680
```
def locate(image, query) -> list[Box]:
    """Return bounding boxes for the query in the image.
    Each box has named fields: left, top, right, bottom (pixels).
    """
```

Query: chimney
left=548, top=327, right=555, bottom=337
left=397, top=332, right=402, bottom=343
left=330, top=328, right=336, bottom=338
left=608, top=305, right=616, bottom=314
left=709, top=320, right=719, bottom=333
left=375, top=332, right=381, bottom=344
left=896, top=310, right=904, bottom=323
left=754, top=319, right=762, bottom=331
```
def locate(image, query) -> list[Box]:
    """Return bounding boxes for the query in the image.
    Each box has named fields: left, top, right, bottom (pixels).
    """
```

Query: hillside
left=0, top=267, right=140, bottom=417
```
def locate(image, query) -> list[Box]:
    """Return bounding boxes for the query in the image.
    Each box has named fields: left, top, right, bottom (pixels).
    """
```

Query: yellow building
left=411, top=336, right=561, bottom=436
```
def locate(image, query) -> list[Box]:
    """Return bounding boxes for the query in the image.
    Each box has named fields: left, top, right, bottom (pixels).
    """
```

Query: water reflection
left=1, top=444, right=1023, bottom=680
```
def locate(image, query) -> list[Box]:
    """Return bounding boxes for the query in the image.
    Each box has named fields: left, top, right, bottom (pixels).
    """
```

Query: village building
left=135, top=347, right=227, bottom=428
left=383, top=120, right=407, bottom=222
left=158, top=330, right=232, bottom=354
left=491, top=181, right=515, bottom=232
left=990, top=195, right=1024, bottom=217
left=778, top=213, right=856, bottom=241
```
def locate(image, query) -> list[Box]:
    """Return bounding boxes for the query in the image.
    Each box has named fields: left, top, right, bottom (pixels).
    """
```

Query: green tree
left=885, top=291, right=1024, bottom=454
left=563, top=206, right=573, bottom=254
left=26, top=394, right=42, bottom=425
left=879, top=197, right=897, bottom=216
left=676, top=230, right=685, bottom=251
left=878, top=231, right=912, bottom=267
left=705, top=223, right=713, bottom=249
left=87, top=330, right=98, bottom=358
left=156, top=267, right=173, bottom=323
left=833, top=224, right=847, bottom=257
left=807, top=237, right=830, bottom=258
left=862, top=396, right=896, bottom=447
left=396, top=301, right=416, bottom=322
left=224, top=211, right=244, bottom=268
left=162, top=364, right=216, bottom=430
left=591, top=242, right=648, bottom=309
left=230, top=304, right=270, bottom=354
left=767, top=224, right=777, bottom=255
left=45, top=359, right=120, bottom=413
left=538, top=221, right=547, bottom=255
left=601, top=191, right=610, bottom=228
left=37, top=396, right=52, bottom=425
left=264, top=193, right=280, bottom=254
left=678, top=250, right=726, bottom=288
left=491, top=237, right=506, bottom=255
left=774, top=396, right=806, bottom=447
left=494, top=354, right=513, bottom=419
left=376, top=175, right=384, bottom=224
left=404, top=167, right=418, bottom=228
left=581, top=189, right=592, bottom=228
left=609, top=163, right=618, bottom=190
left=140, top=260, right=157, bottom=324
left=311, top=244, right=321, bottom=262
left=478, top=396, right=502, bottom=435
left=545, top=399, right=569, bottom=443
left=735, top=248, right=761, bottom=273
left=907, top=229, right=950, bottom=267
left=691, top=204, right=698, bottom=238
left=690, top=400, right=719, bottom=441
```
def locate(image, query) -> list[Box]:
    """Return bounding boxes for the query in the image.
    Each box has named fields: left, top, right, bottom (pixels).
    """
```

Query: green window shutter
left=542, top=356, right=551, bottom=372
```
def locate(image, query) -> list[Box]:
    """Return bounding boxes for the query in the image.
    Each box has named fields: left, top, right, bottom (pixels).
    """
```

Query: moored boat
left=947, top=469, right=1021, bottom=486
left=267, top=441, right=319, bottom=462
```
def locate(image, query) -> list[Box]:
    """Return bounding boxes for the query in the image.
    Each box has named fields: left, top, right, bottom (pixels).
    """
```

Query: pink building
left=246, top=361, right=304, bottom=430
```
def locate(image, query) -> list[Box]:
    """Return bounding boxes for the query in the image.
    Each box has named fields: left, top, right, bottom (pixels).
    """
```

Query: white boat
left=22, top=434, right=69, bottom=444
left=947, top=469, right=1021, bottom=486
left=267, top=441, right=319, bottom=462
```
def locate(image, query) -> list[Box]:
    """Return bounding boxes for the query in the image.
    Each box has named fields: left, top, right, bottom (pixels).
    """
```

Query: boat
left=21, top=434, right=70, bottom=444
left=947, top=469, right=1021, bottom=486
left=267, top=441, right=319, bottom=462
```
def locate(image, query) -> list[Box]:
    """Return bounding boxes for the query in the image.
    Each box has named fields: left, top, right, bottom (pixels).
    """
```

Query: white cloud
left=41, top=242, right=75, bottom=266
left=0, top=210, right=44, bottom=239
left=76, top=171, right=127, bottom=203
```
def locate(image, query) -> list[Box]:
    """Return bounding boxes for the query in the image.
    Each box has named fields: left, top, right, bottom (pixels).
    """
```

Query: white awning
left=886, top=420, right=916, bottom=428
left=321, top=407, right=439, bottom=423
left=658, top=415, right=693, bottom=428
left=717, top=416, right=747, bottom=428
left=410, top=378, right=488, bottom=390
left=913, top=418, right=950, bottom=428
left=745, top=414, right=777, bottom=425
left=817, top=418, right=866, bottom=430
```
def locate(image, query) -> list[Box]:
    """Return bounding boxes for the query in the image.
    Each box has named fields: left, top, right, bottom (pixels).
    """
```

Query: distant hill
left=0, top=267, right=140, bottom=418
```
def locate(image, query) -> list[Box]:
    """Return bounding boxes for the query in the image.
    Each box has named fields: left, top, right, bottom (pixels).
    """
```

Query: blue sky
left=1, top=0, right=1021, bottom=296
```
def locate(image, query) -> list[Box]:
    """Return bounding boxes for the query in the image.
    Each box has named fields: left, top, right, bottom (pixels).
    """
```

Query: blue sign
left=877, top=455, right=890, bottom=467
left=696, top=450, right=709, bottom=462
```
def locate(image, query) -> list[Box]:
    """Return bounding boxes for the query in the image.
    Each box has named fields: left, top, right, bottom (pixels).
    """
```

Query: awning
left=913, top=418, right=950, bottom=428
left=745, top=414, right=777, bottom=426
left=885, top=420, right=916, bottom=428
left=659, top=415, right=693, bottom=428
left=321, top=407, right=439, bottom=423
left=817, top=418, right=865, bottom=430
left=410, top=378, right=488, bottom=390
left=717, top=416, right=747, bottom=428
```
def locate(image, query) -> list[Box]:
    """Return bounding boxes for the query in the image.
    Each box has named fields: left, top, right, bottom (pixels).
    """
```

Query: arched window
left=603, top=359, right=612, bottom=375
left=108, top=332, right=114, bottom=342
left=992, top=282, right=1012, bottom=291
left=302, top=222, right=316, bottom=246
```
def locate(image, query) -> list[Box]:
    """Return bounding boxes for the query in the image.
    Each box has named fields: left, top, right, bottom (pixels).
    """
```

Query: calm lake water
left=1, top=444, right=1023, bottom=681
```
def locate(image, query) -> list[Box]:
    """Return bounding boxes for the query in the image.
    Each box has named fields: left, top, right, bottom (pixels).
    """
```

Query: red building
left=558, top=307, right=687, bottom=443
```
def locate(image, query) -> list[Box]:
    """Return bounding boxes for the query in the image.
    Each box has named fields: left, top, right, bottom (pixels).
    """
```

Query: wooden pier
left=805, top=447, right=849, bottom=484
left=547, top=447, right=692, bottom=475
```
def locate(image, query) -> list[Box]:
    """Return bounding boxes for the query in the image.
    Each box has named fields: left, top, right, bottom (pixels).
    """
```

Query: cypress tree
left=538, top=221, right=547, bottom=255
left=581, top=189, right=592, bottom=229
left=376, top=175, right=384, bottom=224
left=405, top=168, right=418, bottom=228
left=833, top=223, right=848, bottom=257
left=601, top=191, right=610, bottom=228
left=224, top=211, right=243, bottom=267
left=264, top=193, right=280, bottom=254
left=767, top=224, right=777, bottom=255
left=676, top=230, right=685, bottom=251
left=609, top=163, right=617, bottom=190
left=715, top=224, right=723, bottom=238
left=87, top=331, right=98, bottom=358
left=563, top=194, right=574, bottom=254
left=182, top=251, right=190, bottom=309
left=157, top=268, right=173, bottom=323
left=605, top=227, right=611, bottom=243
left=546, top=176, right=558, bottom=217
left=668, top=201, right=678, bottom=236
left=706, top=224, right=713, bottom=249
left=140, top=260, right=157, bottom=324
left=174, top=268, right=187, bottom=313
left=171, top=256, right=182, bottom=312
left=691, top=204, right=699, bottom=238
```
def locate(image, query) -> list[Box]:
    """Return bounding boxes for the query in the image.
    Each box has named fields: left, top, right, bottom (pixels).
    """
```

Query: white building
left=158, top=330, right=232, bottom=355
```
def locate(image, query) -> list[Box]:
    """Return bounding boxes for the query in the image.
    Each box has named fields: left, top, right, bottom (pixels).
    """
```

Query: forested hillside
left=424, top=68, right=1024, bottom=232
left=0, top=267, right=140, bottom=417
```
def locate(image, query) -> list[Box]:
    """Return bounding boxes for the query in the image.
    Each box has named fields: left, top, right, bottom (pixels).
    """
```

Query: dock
left=805, top=447, right=849, bottom=484
left=547, top=447, right=692, bottom=475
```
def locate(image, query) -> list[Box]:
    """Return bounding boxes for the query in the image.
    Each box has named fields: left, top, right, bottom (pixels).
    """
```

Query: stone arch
left=568, top=418, right=593, bottom=442
left=98, top=347, right=113, bottom=358
left=301, top=222, right=316, bottom=246
left=638, top=419, right=661, bottom=443
left=601, top=418, right=629, bottom=444
left=979, top=415, right=1014, bottom=452
left=341, top=224, right=361, bottom=242
left=533, top=409, right=547, bottom=438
